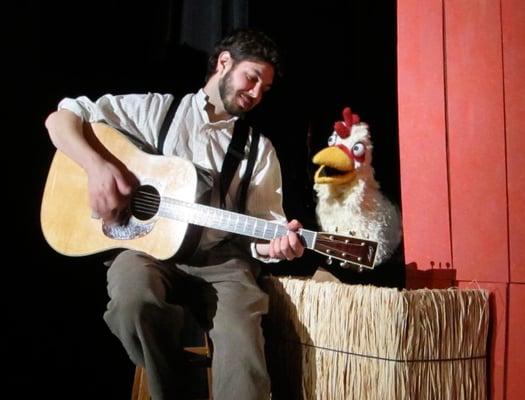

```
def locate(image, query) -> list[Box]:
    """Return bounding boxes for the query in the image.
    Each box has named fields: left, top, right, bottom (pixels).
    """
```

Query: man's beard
left=218, top=69, right=246, bottom=117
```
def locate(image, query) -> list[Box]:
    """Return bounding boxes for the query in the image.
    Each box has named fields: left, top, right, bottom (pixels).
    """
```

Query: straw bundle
left=262, top=276, right=489, bottom=400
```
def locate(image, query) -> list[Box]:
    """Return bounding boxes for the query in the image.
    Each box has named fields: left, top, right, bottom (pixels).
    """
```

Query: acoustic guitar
left=41, top=123, right=378, bottom=269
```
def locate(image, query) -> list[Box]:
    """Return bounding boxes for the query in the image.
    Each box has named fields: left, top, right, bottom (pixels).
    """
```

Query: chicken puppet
left=312, top=107, right=402, bottom=267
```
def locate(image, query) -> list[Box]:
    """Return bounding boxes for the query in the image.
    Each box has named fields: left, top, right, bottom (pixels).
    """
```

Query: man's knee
left=110, top=250, right=153, bottom=271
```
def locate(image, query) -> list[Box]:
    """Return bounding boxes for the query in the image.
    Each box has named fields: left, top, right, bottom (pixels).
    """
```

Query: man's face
left=219, top=59, right=275, bottom=116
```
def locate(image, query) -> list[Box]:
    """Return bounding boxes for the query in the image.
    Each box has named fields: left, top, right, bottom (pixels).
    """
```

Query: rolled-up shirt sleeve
left=58, top=93, right=173, bottom=149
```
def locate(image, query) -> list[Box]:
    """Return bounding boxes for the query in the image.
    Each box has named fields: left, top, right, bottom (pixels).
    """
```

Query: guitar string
left=133, top=193, right=363, bottom=248
left=130, top=194, right=294, bottom=245
left=132, top=193, right=365, bottom=247
left=131, top=191, right=366, bottom=263
left=132, top=192, right=256, bottom=230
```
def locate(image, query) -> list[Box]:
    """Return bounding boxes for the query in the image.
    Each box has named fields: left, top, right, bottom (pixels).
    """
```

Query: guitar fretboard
left=160, top=197, right=317, bottom=249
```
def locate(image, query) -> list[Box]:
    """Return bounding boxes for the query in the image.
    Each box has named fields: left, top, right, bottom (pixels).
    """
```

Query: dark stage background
left=6, top=1, right=399, bottom=398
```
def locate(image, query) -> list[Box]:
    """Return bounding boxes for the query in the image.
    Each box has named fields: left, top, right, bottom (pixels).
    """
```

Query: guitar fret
left=212, top=209, right=221, bottom=228
left=205, top=207, right=214, bottom=226
left=234, top=214, right=242, bottom=234
left=263, top=221, right=275, bottom=240
left=242, top=216, right=248, bottom=235
left=191, top=203, right=202, bottom=225
left=220, top=211, right=228, bottom=230
left=227, top=213, right=235, bottom=232
left=277, top=225, right=288, bottom=238
left=263, top=221, right=269, bottom=239
left=257, top=219, right=265, bottom=238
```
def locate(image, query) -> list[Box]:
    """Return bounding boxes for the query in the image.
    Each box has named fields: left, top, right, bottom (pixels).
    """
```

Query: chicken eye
left=327, top=133, right=338, bottom=146
left=352, top=142, right=365, bottom=158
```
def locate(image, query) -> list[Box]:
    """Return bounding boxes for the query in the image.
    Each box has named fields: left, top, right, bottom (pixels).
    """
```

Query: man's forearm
left=45, top=109, right=105, bottom=171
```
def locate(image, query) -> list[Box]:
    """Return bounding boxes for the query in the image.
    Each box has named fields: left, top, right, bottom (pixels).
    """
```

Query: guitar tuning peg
left=358, top=266, right=364, bottom=273
left=340, top=261, right=349, bottom=269
left=326, top=257, right=333, bottom=265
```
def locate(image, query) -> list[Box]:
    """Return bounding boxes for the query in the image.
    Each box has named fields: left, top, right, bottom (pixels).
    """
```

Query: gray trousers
left=103, top=242, right=270, bottom=400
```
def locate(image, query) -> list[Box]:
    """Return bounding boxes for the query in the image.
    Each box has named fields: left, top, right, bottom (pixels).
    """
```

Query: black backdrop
left=6, top=1, right=399, bottom=397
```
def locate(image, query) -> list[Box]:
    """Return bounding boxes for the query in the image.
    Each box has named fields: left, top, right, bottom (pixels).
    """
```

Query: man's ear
left=217, top=51, right=233, bottom=73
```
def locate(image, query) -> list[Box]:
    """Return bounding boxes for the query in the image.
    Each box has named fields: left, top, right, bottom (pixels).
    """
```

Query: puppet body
left=313, top=108, right=401, bottom=266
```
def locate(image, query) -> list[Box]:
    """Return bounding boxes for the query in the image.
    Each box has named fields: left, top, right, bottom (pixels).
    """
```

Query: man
left=45, top=29, right=304, bottom=399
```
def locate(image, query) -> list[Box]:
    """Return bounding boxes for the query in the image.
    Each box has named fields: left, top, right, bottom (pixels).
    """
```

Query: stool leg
left=131, top=367, right=150, bottom=400
left=204, top=333, right=213, bottom=400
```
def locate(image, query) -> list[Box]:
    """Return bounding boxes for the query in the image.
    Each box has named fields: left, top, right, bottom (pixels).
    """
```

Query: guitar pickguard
left=102, top=218, right=154, bottom=240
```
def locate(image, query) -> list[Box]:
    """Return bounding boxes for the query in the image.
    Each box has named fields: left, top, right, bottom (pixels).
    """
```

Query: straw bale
left=262, top=276, right=489, bottom=400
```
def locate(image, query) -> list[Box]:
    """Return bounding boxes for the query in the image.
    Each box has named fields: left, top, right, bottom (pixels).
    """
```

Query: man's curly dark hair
left=206, top=28, right=282, bottom=82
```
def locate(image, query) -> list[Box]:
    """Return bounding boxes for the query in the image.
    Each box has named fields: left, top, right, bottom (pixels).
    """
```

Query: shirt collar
left=196, top=88, right=238, bottom=128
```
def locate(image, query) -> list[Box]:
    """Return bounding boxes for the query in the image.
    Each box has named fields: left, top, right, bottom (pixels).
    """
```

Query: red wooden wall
left=397, top=0, right=525, bottom=399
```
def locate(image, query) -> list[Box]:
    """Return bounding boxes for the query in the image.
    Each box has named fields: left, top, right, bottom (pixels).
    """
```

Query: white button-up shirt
left=58, top=89, right=287, bottom=261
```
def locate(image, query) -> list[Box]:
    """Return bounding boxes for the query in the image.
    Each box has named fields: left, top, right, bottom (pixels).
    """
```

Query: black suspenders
left=236, top=126, right=260, bottom=214
left=157, top=94, right=182, bottom=155
left=159, top=95, right=259, bottom=213
left=219, top=118, right=260, bottom=213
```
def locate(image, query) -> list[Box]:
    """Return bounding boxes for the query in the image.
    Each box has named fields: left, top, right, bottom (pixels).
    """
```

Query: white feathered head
left=313, top=107, right=377, bottom=190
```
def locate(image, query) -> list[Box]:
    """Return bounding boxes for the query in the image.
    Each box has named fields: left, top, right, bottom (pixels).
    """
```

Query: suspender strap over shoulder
left=157, top=94, right=183, bottom=154
left=220, top=118, right=258, bottom=212
left=237, top=128, right=259, bottom=214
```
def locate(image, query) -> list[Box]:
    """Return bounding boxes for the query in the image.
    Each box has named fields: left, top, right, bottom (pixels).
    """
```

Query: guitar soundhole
left=131, top=185, right=160, bottom=221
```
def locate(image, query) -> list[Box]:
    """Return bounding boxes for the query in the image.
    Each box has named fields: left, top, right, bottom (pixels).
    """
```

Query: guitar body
left=41, top=123, right=202, bottom=260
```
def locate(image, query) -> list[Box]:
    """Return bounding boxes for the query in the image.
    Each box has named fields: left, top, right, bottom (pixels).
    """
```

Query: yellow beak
left=313, top=146, right=355, bottom=185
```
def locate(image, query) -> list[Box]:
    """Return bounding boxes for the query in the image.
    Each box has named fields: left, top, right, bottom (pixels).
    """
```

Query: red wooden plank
left=397, top=0, right=452, bottom=272
left=445, top=0, right=508, bottom=282
left=457, top=280, right=507, bottom=400
left=507, top=283, right=525, bottom=398
left=502, top=0, right=525, bottom=284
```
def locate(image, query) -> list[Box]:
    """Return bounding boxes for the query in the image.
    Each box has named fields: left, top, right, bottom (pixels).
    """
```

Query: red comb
left=342, top=107, right=353, bottom=126
left=343, top=107, right=361, bottom=125
left=334, top=121, right=350, bottom=138
left=334, top=106, right=361, bottom=138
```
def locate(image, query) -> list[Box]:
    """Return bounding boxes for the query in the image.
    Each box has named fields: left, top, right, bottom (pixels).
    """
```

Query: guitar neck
left=160, top=197, right=318, bottom=249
